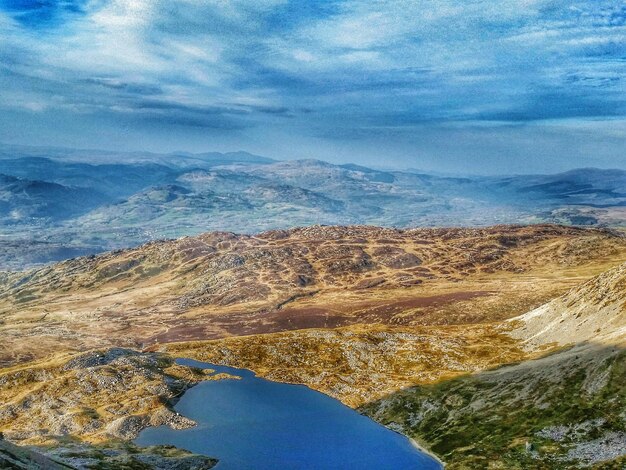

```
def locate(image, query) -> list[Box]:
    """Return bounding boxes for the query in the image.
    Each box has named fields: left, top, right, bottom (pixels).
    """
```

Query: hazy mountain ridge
left=0, top=173, right=109, bottom=223
left=0, top=144, right=625, bottom=270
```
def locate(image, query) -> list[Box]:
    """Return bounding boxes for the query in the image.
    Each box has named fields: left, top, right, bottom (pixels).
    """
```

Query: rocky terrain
left=0, top=437, right=74, bottom=469
left=0, top=348, right=238, bottom=444
left=0, top=224, right=625, bottom=468
left=362, top=341, right=625, bottom=469
left=160, top=260, right=625, bottom=469
left=1, top=224, right=625, bottom=366
left=0, top=348, right=227, bottom=468
left=166, top=323, right=525, bottom=408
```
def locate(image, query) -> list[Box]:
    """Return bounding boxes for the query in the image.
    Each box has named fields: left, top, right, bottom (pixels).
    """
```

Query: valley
left=0, top=223, right=625, bottom=468
left=1, top=144, right=626, bottom=271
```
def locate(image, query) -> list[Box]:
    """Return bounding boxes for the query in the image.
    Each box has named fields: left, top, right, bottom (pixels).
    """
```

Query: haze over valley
left=2, top=0, right=626, bottom=468
left=1, top=143, right=625, bottom=271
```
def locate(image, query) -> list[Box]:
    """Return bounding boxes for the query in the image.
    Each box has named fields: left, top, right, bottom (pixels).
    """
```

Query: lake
left=135, top=358, right=442, bottom=469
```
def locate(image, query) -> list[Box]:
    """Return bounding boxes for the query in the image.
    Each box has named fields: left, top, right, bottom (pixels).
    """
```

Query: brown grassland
left=1, top=224, right=625, bottom=468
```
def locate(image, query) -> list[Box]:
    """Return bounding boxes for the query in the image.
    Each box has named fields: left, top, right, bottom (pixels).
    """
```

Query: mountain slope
left=362, top=342, right=625, bottom=469
left=511, top=262, right=626, bottom=349
left=0, top=348, right=227, bottom=443
left=0, top=174, right=109, bottom=223
left=491, top=168, right=626, bottom=207
left=0, top=225, right=625, bottom=468
left=1, top=224, right=624, bottom=367
left=362, top=262, right=626, bottom=469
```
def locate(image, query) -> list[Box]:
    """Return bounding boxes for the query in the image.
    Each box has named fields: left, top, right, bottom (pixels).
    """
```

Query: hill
left=0, top=224, right=625, bottom=467
left=0, top=224, right=624, bottom=367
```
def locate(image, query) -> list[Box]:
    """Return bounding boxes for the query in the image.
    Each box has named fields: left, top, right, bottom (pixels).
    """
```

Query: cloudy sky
left=0, top=0, right=625, bottom=173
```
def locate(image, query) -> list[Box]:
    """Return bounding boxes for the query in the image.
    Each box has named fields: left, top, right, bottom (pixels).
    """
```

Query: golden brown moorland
left=1, top=224, right=625, bottom=468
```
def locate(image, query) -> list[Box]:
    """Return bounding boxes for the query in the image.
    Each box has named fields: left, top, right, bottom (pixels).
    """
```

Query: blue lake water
left=135, top=358, right=442, bottom=469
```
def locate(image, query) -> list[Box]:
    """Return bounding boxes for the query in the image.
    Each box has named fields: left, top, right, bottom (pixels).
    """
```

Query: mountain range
left=0, top=143, right=625, bottom=270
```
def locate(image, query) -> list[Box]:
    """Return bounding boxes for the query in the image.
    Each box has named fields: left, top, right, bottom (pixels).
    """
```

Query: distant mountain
left=0, top=157, right=178, bottom=198
left=74, top=184, right=253, bottom=239
left=172, top=150, right=275, bottom=167
left=339, top=163, right=396, bottom=183
left=0, top=143, right=624, bottom=269
left=0, top=143, right=275, bottom=168
left=244, top=183, right=345, bottom=211
left=242, top=159, right=396, bottom=192
left=0, top=173, right=108, bottom=223
left=176, top=169, right=268, bottom=193
left=491, top=168, right=626, bottom=206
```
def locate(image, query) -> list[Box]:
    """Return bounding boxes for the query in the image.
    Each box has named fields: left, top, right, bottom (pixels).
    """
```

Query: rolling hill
left=0, top=224, right=625, bottom=467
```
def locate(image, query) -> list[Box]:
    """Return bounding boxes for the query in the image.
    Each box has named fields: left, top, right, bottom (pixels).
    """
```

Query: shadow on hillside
left=359, top=341, right=625, bottom=469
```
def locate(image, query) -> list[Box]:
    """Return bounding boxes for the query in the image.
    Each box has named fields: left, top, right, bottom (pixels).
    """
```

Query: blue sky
left=0, top=0, right=625, bottom=173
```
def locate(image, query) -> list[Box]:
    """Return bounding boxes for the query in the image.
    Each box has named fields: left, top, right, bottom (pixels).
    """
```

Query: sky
left=0, top=0, right=625, bottom=174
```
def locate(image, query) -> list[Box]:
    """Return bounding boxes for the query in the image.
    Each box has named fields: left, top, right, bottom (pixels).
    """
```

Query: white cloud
left=0, top=0, right=624, bottom=169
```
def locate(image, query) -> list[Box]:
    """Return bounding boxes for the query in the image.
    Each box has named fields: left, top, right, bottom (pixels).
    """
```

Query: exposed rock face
left=511, top=262, right=626, bottom=349
left=0, top=349, right=224, bottom=444
left=1, top=437, right=219, bottom=469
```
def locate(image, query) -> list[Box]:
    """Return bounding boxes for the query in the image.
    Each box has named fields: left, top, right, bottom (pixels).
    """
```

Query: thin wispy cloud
left=0, top=0, right=624, bottom=172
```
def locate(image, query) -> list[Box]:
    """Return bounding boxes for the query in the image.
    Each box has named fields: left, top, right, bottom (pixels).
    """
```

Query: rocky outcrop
left=0, top=349, right=223, bottom=444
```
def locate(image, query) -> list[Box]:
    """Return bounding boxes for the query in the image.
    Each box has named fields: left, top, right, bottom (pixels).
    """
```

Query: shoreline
left=409, top=437, right=446, bottom=468
left=172, top=355, right=448, bottom=467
